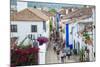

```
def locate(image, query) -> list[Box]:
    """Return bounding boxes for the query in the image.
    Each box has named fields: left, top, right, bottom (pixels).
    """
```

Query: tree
left=49, top=19, right=52, bottom=32
left=49, top=9, right=56, bottom=15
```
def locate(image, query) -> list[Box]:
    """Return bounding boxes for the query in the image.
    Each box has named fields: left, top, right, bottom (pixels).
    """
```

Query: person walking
left=67, top=47, right=71, bottom=59
left=57, top=49, right=60, bottom=60
left=60, top=47, right=67, bottom=63
left=55, top=41, right=61, bottom=61
left=53, top=42, right=57, bottom=53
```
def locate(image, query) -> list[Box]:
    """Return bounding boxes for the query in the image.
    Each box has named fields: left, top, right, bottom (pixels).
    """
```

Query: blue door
left=66, top=24, right=69, bottom=47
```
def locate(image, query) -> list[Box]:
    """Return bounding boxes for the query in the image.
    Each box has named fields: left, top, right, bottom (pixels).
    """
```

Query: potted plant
left=83, top=32, right=92, bottom=45
left=37, top=37, right=48, bottom=45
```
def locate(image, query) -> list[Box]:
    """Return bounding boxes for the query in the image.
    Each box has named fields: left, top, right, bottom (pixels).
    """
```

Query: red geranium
left=37, top=37, right=48, bottom=45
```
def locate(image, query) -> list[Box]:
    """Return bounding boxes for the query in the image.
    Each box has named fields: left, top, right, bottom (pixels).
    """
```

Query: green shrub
left=49, top=9, right=56, bottom=15
left=79, top=48, right=85, bottom=62
left=49, top=19, right=52, bottom=32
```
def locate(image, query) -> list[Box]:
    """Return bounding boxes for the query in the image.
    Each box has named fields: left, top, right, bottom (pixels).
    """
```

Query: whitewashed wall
left=69, top=23, right=78, bottom=49
left=11, top=21, right=49, bottom=45
left=44, top=20, right=50, bottom=38
left=68, top=23, right=73, bottom=45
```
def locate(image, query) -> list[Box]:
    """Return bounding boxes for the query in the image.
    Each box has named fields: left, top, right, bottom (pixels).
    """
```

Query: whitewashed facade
left=11, top=20, right=50, bottom=45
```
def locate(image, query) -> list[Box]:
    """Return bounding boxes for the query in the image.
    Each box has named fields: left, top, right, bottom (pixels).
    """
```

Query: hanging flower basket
left=37, top=37, right=48, bottom=45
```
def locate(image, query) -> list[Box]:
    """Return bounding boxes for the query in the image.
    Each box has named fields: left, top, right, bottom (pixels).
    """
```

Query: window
left=31, top=25, right=37, bottom=32
left=11, top=25, right=17, bottom=32
left=43, top=21, right=46, bottom=32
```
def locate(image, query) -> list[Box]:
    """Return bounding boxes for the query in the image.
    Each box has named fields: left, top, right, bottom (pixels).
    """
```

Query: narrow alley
left=46, top=37, right=80, bottom=64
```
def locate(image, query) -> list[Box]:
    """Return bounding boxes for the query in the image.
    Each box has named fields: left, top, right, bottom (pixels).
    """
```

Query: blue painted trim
left=66, top=24, right=69, bottom=47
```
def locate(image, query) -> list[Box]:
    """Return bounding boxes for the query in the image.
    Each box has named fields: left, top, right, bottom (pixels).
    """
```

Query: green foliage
left=17, top=44, right=32, bottom=49
left=49, top=9, right=56, bottom=15
left=49, top=19, right=52, bottom=32
left=79, top=48, right=85, bottom=62
left=83, top=32, right=90, bottom=40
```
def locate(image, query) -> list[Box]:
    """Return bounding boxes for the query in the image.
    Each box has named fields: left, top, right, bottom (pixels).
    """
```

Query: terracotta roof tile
left=10, top=8, right=49, bottom=21
left=65, top=7, right=93, bottom=19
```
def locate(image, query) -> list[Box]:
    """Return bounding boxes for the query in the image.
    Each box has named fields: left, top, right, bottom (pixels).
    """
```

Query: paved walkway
left=45, top=42, right=80, bottom=64
left=45, top=42, right=59, bottom=64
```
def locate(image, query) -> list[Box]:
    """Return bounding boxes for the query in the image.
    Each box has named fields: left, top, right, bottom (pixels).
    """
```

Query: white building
left=60, top=7, right=95, bottom=61
left=10, top=8, right=50, bottom=46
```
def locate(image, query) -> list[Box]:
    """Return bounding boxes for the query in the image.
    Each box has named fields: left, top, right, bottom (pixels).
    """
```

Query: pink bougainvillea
left=11, top=47, right=39, bottom=66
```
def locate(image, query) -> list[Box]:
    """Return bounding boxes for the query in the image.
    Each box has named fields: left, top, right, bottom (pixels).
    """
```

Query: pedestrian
left=57, top=49, right=60, bottom=60
left=50, top=34, right=52, bottom=41
left=67, top=48, right=71, bottom=59
left=53, top=43, right=57, bottom=52
left=56, top=45, right=60, bottom=60
left=62, top=40, right=65, bottom=49
left=60, top=48, right=67, bottom=63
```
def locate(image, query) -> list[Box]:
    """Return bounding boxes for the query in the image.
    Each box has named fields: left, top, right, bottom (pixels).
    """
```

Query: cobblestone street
left=45, top=41, right=80, bottom=64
